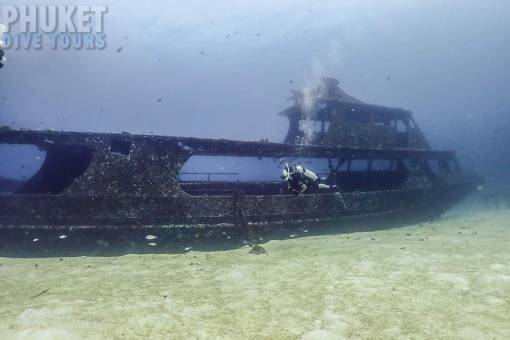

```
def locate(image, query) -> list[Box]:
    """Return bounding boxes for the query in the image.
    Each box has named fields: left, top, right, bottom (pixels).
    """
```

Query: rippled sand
left=1, top=209, right=509, bottom=339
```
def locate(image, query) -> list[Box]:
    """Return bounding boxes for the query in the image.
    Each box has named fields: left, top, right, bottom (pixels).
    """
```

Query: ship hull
left=0, top=182, right=475, bottom=229
left=0, top=129, right=478, bottom=232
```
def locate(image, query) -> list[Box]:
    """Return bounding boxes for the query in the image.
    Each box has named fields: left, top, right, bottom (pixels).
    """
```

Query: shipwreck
left=0, top=78, right=478, bottom=237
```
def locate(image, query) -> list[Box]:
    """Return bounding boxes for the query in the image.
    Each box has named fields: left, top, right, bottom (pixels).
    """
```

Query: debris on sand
left=30, top=288, right=50, bottom=300
left=249, top=244, right=267, bottom=255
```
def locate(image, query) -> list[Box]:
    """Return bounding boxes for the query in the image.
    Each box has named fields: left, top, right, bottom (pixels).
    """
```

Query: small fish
left=116, top=47, right=123, bottom=53
left=156, top=99, right=163, bottom=102
left=184, top=247, right=192, bottom=251
left=33, top=238, right=39, bottom=242
left=58, top=235, right=67, bottom=239
left=148, top=243, right=157, bottom=247
left=145, top=235, right=157, bottom=240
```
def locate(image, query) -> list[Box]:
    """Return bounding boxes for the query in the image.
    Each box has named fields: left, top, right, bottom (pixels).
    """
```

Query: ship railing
left=180, top=172, right=239, bottom=182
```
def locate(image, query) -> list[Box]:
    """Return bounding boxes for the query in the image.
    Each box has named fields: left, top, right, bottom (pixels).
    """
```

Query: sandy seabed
left=0, top=209, right=509, bottom=340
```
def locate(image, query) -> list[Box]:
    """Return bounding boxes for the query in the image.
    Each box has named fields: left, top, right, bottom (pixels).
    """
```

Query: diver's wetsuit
left=287, top=165, right=321, bottom=194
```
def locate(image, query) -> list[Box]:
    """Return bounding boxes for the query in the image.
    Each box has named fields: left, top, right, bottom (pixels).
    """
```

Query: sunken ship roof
left=279, top=77, right=411, bottom=121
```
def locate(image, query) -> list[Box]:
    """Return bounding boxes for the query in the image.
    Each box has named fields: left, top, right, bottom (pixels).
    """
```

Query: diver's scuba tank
left=298, top=166, right=319, bottom=183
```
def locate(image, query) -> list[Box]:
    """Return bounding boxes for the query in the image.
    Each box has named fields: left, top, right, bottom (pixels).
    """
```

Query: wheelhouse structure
left=0, top=78, right=478, bottom=237
left=280, top=78, right=429, bottom=149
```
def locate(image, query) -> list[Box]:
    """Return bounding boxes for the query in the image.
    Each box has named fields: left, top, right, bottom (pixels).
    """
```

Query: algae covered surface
left=0, top=210, right=509, bottom=339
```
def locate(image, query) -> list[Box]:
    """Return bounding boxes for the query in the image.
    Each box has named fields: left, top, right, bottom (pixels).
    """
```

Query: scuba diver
left=281, top=163, right=335, bottom=195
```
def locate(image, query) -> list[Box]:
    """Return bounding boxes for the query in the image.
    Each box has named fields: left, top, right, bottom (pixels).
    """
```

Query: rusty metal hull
left=0, top=185, right=474, bottom=228
left=0, top=129, right=478, bottom=230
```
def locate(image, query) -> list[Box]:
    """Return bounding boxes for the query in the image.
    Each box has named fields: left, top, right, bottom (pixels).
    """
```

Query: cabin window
left=402, top=158, right=420, bottom=171
left=299, top=120, right=321, bottom=133
left=180, top=156, right=281, bottom=182
left=449, top=160, right=459, bottom=173
left=393, top=119, right=408, bottom=132
left=0, top=144, right=46, bottom=194
left=389, top=160, right=399, bottom=171
left=179, top=156, right=331, bottom=196
left=335, top=158, right=408, bottom=192
left=428, top=158, right=458, bottom=176
left=443, top=159, right=459, bottom=173
left=0, top=144, right=93, bottom=195
left=373, top=114, right=392, bottom=128
left=180, top=156, right=332, bottom=183
left=334, top=159, right=349, bottom=172
left=344, top=110, right=370, bottom=124
left=349, top=159, right=369, bottom=171
left=428, top=159, right=441, bottom=175
left=299, top=120, right=329, bottom=133
left=403, top=158, right=439, bottom=176
left=370, top=159, right=392, bottom=171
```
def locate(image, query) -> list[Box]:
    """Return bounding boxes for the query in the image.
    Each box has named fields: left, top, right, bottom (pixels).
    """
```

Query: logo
left=0, top=5, right=108, bottom=50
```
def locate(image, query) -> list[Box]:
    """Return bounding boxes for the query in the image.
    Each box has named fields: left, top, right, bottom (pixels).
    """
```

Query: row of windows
left=298, top=117, right=413, bottom=134
left=179, top=156, right=457, bottom=183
